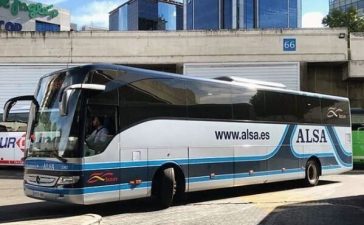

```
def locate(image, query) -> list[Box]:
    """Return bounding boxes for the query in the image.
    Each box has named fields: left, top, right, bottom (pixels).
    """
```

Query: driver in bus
left=86, top=116, right=109, bottom=151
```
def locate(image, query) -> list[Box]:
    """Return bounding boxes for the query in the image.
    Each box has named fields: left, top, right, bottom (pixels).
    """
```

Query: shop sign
left=0, top=0, right=59, bottom=19
left=0, top=20, right=22, bottom=31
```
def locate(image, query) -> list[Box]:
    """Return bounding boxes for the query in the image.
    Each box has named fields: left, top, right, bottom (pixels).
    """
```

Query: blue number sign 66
left=283, top=38, right=296, bottom=51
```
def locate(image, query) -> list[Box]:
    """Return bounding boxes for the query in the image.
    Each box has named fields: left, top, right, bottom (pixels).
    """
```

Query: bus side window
left=119, top=78, right=188, bottom=129
left=263, top=91, right=298, bottom=123
left=84, top=105, right=118, bottom=156
left=185, top=80, right=232, bottom=120
left=297, top=96, right=322, bottom=124
left=231, top=86, right=257, bottom=121
left=321, top=99, right=350, bottom=126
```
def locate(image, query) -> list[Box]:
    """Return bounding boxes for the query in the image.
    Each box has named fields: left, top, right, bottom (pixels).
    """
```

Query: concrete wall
left=349, top=33, right=364, bottom=78
left=350, top=33, right=364, bottom=60
left=0, top=28, right=348, bottom=64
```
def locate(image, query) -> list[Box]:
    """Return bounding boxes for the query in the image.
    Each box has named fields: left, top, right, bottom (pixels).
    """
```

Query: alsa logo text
left=296, top=129, right=327, bottom=143
left=327, top=107, right=346, bottom=119
left=87, top=172, right=118, bottom=184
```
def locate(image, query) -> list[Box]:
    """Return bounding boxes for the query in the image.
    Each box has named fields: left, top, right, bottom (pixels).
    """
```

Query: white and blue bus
left=3, top=64, right=352, bottom=207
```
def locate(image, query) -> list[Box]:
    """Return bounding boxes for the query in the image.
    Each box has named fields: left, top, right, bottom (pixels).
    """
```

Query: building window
left=289, top=0, right=298, bottom=28
left=187, top=0, right=194, bottom=29
left=193, top=0, right=220, bottom=29
left=223, top=0, right=233, bottom=29
left=35, top=21, right=60, bottom=32
left=158, top=1, right=182, bottom=30
left=244, top=0, right=255, bottom=29
left=120, top=5, right=128, bottom=31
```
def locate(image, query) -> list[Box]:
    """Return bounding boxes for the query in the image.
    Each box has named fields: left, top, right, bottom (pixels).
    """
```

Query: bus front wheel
left=155, top=167, right=176, bottom=208
left=304, top=159, right=320, bottom=186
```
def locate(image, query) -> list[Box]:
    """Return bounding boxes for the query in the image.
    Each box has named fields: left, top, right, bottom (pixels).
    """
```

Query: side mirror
left=3, top=96, right=39, bottom=122
left=3, top=100, right=16, bottom=122
left=59, top=84, right=106, bottom=116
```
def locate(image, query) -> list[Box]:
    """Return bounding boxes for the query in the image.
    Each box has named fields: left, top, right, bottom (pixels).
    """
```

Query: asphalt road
left=1, top=167, right=364, bottom=225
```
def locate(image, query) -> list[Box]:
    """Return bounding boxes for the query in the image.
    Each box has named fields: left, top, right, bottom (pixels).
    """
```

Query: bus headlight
left=57, top=176, right=80, bottom=185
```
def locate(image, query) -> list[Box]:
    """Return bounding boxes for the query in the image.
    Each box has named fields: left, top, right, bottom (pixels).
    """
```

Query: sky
left=302, top=0, right=329, bottom=28
left=35, top=0, right=329, bottom=29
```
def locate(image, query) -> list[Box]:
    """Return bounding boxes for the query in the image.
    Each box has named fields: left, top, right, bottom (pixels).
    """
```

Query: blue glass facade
left=329, top=0, right=364, bottom=17
left=128, top=0, right=139, bottom=31
left=109, top=0, right=183, bottom=31
left=159, top=2, right=183, bottom=30
left=289, top=0, right=297, bottom=28
left=243, top=0, right=255, bottom=28
left=223, top=0, right=233, bottom=29
left=186, top=0, right=301, bottom=30
left=259, top=0, right=288, bottom=28
left=194, top=0, right=220, bottom=29
left=109, top=4, right=128, bottom=31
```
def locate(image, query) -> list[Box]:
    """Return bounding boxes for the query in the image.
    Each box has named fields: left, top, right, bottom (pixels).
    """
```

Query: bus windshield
left=26, top=69, right=86, bottom=159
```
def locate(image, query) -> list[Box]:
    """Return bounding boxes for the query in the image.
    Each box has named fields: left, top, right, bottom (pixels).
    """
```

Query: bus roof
left=44, top=64, right=349, bottom=102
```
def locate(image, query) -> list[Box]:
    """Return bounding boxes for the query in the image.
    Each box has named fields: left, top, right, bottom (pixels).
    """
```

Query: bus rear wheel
left=304, top=159, right=320, bottom=186
left=155, top=167, right=176, bottom=209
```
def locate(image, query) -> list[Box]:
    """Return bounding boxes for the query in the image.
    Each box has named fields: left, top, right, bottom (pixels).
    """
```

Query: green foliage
left=322, top=7, right=364, bottom=33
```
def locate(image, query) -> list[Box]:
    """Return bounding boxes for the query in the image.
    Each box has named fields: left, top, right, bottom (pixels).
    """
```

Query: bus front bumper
left=24, top=184, right=84, bottom=204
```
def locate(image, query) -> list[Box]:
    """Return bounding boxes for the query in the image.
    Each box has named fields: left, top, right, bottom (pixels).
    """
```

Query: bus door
left=83, top=104, right=120, bottom=203
left=120, top=147, right=148, bottom=200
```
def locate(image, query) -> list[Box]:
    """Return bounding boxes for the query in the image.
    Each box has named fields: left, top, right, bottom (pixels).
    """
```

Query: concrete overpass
left=0, top=29, right=349, bottom=64
left=1, top=28, right=364, bottom=109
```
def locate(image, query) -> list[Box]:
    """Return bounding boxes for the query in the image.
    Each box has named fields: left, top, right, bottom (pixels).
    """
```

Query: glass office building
left=109, top=0, right=183, bottom=31
left=185, top=0, right=302, bottom=30
left=329, top=0, right=364, bottom=16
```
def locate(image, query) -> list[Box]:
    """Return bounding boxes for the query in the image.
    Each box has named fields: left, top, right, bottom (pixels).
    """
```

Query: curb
left=3, top=214, right=103, bottom=225
left=82, top=214, right=103, bottom=225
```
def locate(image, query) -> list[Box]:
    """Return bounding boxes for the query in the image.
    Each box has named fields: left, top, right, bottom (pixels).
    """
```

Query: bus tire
left=304, top=159, right=320, bottom=186
left=156, top=167, right=176, bottom=208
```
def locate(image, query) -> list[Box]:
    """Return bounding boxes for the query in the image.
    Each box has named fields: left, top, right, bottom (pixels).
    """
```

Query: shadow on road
left=0, top=179, right=339, bottom=223
left=177, top=179, right=338, bottom=205
left=0, top=167, right=23, bottom=180
left=258, top=195, right=364, bottom=225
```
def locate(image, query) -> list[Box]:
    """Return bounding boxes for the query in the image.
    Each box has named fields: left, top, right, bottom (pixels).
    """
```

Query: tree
left=322, top=7, right=364, bottom=33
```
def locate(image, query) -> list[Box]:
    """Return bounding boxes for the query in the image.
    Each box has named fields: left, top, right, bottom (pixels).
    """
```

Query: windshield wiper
left=50, top=151, right=68, bottom=163
left=4, top=120, right=27, bottom=123
left=27, top=149, right=68, bottom=163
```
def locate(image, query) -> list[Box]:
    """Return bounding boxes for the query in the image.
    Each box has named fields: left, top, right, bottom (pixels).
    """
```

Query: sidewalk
left=3, top=214, right=102, bottom=225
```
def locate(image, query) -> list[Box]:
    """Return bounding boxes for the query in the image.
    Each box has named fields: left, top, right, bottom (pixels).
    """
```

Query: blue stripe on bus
left=324, top=127, right=352, bottom=168
left=289, top=126, right=336, bottom=159
left=25, top=165, right=342, bottom=195
left=188, top=174, right=235, bottom=183
left=330, top=127, right=353, bottom=156
left=233, top=124, right=290, bottom=162
left=24, top=125, right=351, bottom=171
left=322, top=165, right=341, bottom=170
left=25, top=182, right=151, bottom=195
left=235, top=168, right=306, bottom=180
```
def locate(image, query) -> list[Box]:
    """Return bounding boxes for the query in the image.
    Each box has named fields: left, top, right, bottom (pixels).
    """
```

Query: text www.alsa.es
left=215, top=130, right=270, bottom=141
